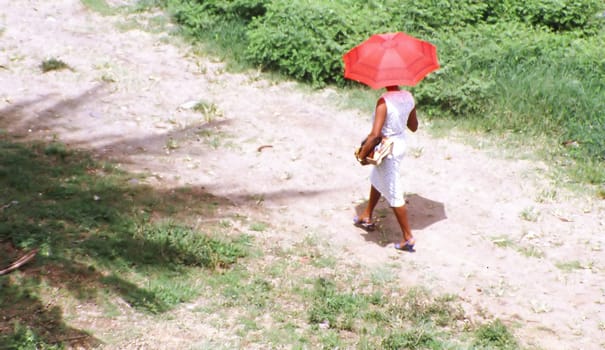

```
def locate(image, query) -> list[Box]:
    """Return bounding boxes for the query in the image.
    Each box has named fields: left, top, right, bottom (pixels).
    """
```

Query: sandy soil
left=1, top=1, right=604, bottom=349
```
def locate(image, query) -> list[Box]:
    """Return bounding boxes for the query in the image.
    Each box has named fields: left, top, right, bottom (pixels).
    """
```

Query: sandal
left=353, top=216, right=376, bottom=231
left=394, top=239, right=415, bottom=252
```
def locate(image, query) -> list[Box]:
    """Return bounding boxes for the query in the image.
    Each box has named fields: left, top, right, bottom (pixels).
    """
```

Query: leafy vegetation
left=80, top=0, right=116, bottom=16
left=161, top=0, right=605, bottom=187
left=39, top=58, right=72, bottom=73
left=474, top=319, right=519, bottom=350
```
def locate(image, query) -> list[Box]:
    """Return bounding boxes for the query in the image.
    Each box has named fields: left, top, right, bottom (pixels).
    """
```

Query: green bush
left=514, top=0, right=604, bottom=33
left=244, top=0, right=498, bottom=86
left=386, top=0, right=491, bottom=33
left=171, top=0, right=267, bottom=23
left=246, top=0, right=377, bottom=87
left=416, top=21, right=605, bottom=170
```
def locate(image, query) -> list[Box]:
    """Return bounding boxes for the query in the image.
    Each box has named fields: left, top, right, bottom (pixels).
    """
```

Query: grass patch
left=40, top=58, right=72, bottom=73
left=308, top=277, right=373, bottom=331
left=597, top=187, right=605, bottom=200
left=382, top=326, right=445, bottom=350
left=491, top=235, right=515, bottom=249
left=474, top=319, right=519, bottom=349
left=303, top=277, right=470, bottom=348
left=80, top=0, right=115, bottom=16
left=195, top=128, right=233, bottom=150
left=535, top=188, right=558, bottom=203
left=248, top=221, right=268, bottom=232
left=115, top=13, right=171, bottom=34
left=555, top=260, right=584, bottom=272
left=517, top=245, right=545, bottom=259
left=519, top=206, right=540, bottom=222
left=0, top=135, right=250, bottom=346
left=491, top=235, right=545, bottom=259
left=169, top=230, right=521, bottom=348
left=193, top=101, right=224, bottom=123
left=0, top=321, right=62, bottom=350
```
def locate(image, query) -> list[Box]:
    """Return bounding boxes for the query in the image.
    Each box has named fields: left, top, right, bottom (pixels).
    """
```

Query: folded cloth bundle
left=355, top=137, right=393, bottom=166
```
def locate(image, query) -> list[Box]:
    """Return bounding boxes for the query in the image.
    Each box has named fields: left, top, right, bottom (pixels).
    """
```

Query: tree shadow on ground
left=0, top=84, right=234, bottom=163
left=0, top=97, right=329, bottom=348
left=0, top=83, right=341, bottom=348
left=0, top=136, right=245, bottom=348
left=355, top=193, right=447, bottom=247
left=0, top=273, right=102, bottom=349
left=0, top=84, right=107, bottom=136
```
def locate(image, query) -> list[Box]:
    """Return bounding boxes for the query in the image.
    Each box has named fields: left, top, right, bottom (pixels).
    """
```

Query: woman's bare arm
left=407, top=107, right=418, bottom=132
left=358, top=98, right=387, bottom=160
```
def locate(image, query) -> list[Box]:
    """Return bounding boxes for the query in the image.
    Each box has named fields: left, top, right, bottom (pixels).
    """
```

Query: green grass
left=491, top=235, right=515, bottom=249
left=0, top=136, right=250, bottom=346
left=0, top=135, right=522, bottom=347
left=80, top=0, right=115, bottom=16
left=474, top=319, right=519, bottom=350
left=248, top=221, right=268, bottom=232
left=1, top=321, right=62, bottom=350
left=193, top=101, right=224, bottom=123
left=168, top=4, right=251, bottom=72
left=491, top=235, right=545, bottom=259
left=517, top=245, right=545, bottom=259
left=40, top=58, right=72, bottom=73
left=555, top=260, right=584, bottom=272
left=519, top=206, right=540, bottom=222
left=308, top=277, right=372, bottom=331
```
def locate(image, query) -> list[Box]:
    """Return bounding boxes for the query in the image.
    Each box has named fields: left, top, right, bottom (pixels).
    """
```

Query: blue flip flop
left=353, top=216, right=376, bottom=231
left=394, top=240, right=415, bottom=252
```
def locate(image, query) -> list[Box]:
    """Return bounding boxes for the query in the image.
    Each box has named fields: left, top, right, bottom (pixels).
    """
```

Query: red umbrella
left=343, top=32, right=439, bottom=89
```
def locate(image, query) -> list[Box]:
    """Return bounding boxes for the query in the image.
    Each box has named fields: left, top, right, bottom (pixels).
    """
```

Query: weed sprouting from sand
left=40, top=58, right=72, bottom=73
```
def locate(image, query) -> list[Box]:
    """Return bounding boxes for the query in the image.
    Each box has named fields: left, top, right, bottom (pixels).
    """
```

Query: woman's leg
left=392, top=205, right=413, bottom=244
left=358, top=185, right=381, bottom=222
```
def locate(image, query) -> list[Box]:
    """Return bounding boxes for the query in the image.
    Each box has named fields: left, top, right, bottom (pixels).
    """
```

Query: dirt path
left=1, top=1, right=604, bottom=349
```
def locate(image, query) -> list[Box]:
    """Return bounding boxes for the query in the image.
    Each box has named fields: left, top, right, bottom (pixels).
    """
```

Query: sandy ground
left=1, top=1, right=604, bottom=349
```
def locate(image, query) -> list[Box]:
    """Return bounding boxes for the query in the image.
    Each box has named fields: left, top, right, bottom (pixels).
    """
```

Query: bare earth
left=1, top=1, right=604, bottom=349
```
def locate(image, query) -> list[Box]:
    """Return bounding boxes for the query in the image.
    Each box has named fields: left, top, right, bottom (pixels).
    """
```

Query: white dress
left=369, top=90, right=415, bottom=207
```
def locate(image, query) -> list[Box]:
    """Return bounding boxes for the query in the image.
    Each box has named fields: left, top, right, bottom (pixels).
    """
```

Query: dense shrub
left=513, top=0, right=604, bottom=33
left=479, top=0, right=605, bottom=33
left=169, top=0, right=267, bottom=23
left=385, top=0, right=491, bottom=33
left=246, top=0, right=378, bottom=87
left=166, top=0, right=260, bottom=66
left=169, top=0, right=217, bottom=33
left=420, top=21, right=605, bottom=164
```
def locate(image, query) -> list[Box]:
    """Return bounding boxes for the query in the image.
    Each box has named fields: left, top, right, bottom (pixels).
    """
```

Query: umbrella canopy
left=343, top=32, right=439, bottom=89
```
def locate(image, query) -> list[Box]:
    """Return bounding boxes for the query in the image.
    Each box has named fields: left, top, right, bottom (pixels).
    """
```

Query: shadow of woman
left=354, top=193, right=446, bottom=246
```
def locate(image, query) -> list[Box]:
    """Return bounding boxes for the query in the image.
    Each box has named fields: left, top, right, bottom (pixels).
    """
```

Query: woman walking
left=354, top=85, right=418, bottom=251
